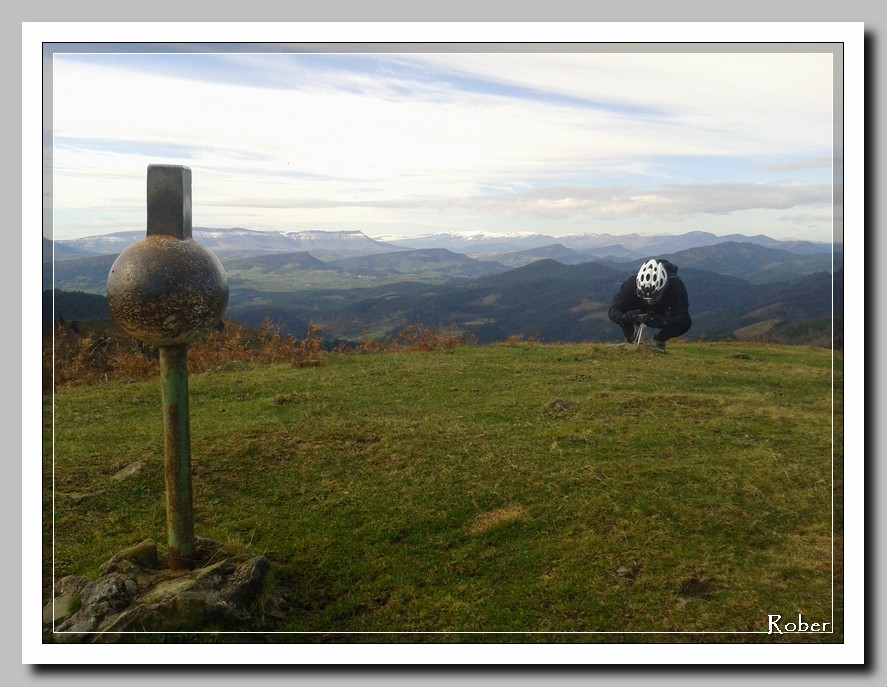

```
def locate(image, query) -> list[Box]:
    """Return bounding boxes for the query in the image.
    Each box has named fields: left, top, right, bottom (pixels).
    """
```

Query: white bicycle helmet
left=636, top=259, right=668, bottom=300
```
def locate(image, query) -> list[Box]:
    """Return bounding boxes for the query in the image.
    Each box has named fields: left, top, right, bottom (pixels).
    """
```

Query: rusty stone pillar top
left=147, top=165, right=192, bottom=240
left=107, top=164, right=227, bottom=347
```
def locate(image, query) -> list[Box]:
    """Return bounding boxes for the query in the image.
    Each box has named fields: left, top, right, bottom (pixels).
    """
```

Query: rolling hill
left=223, top=251, right=337, bottom=273
left=659, top=241, right=840, bottom=284
left=483, top=244, right=595, bottom=268
left=43, top=254, right=118, bottom=294
left=328, top=248, right=508, bottom=280
left=42, top=229, right=842, bottom=347
left=217, top=257, right=841, bottom=346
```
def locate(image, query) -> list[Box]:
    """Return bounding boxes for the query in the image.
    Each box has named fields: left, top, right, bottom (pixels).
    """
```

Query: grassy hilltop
left=44, top=341, right=841, bottom=642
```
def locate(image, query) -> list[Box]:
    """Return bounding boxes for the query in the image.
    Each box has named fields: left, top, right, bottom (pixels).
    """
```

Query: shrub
left=45, top=317, right=325, bottom=390
left=395, top=323, right=477, bottom=352
left=358, top=324, right=476, bottom=353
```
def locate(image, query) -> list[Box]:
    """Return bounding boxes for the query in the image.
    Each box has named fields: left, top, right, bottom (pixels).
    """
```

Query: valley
left=42, top=228, right=843, bottom=347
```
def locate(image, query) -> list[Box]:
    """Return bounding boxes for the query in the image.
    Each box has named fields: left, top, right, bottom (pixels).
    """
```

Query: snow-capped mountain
left=382, top=231, right=576, bottom=254
left=49, top=226, right=838, bottom=264
left=379, top=229, right=836, bottom=258
left=52, top=228, right=402, bottom=260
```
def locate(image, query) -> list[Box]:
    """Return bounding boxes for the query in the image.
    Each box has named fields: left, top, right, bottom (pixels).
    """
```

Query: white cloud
left=409, top=51, right=834, bottom=149
left=49, top=50, right=836, bottom=241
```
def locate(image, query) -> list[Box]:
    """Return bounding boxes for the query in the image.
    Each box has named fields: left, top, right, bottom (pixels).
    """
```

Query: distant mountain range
left=380, top=229, right=838, bottom=259
left=44, top=229, right=398, bottom=262
left=45, top=227, right=837, bottom=263
left=42, top=228, right=842, bottom=347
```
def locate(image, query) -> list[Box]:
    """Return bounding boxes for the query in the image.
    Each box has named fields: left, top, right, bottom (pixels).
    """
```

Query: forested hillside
left=42, top=231, right=842, bottom=348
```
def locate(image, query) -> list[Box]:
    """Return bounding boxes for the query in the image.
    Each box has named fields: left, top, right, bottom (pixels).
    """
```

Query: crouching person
left=608, top=258, right=691, bottom=350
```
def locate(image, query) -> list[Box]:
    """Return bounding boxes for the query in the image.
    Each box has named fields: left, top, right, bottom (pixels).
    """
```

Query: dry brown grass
left=396, top=323, right=477, bottom=351
left=467, top=504, right=527, bottom=534
left=45, top=318, right=481, bottom=391
left=504, top=333, right=542, bottom=347
left=359, top=323, right=477, bottom=353
left=45, top=317, right=325, bottom=391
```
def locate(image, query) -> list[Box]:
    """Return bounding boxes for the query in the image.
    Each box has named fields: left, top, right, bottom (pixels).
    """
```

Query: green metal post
left=107, top=165, right=228, bottom=572
left=159, top=345, right=195, bottom=568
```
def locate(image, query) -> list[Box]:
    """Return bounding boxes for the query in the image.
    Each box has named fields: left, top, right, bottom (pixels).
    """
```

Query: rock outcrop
left=44, top=538, right=286, bottom=642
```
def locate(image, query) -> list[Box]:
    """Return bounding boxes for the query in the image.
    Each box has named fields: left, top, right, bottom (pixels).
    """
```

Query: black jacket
left=608, top=260, right=691, bottom=326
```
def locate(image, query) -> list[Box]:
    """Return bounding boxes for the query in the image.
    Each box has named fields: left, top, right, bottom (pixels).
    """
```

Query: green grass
left=44, top=341, right=842, bottom=642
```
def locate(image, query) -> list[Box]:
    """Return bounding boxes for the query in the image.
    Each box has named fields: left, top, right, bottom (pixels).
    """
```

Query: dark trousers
left=619, top=313, right=692, bottom=342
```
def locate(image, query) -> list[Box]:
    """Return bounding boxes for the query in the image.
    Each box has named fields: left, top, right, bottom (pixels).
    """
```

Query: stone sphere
left=107, top=236, right=229, bottom=347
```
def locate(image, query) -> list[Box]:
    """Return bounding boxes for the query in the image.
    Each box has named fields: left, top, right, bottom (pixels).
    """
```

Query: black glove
left=620, top=310, right=641, bottom=325
left=643, top=313, right=668, bottom=329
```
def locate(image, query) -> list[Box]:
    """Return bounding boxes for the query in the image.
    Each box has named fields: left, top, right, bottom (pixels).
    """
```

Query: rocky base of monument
left=43, top=538, right=289, bottom=642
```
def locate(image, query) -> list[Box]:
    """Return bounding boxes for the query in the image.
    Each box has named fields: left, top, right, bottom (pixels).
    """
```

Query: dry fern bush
left=396, top=323, right=476, bottom=352
left=46, top=317, right=327, bottom=390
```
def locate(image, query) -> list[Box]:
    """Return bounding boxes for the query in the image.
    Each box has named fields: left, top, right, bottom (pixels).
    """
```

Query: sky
left=46, top=45, right=839, bottom=244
